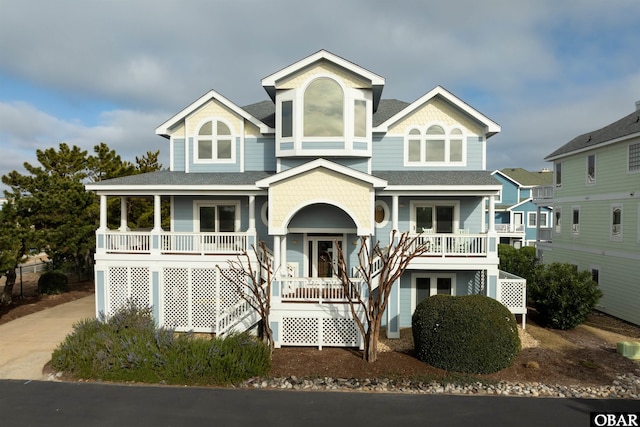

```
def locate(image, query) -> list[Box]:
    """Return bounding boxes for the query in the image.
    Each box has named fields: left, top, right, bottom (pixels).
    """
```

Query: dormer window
left=405, top=124, right=466, bottom=165
left=275, top=74, right=371, bottom=157
left=195, top=119, right=234, bottom=163
left=304, top=78, right=344, bottom=137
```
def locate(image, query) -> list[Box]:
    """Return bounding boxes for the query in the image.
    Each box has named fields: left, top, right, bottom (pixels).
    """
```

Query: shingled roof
left=241, top=98, right=411, bottom=129
left=545, top=105, right=640, bottom=160
left=498, top=168, right=553, bottom=186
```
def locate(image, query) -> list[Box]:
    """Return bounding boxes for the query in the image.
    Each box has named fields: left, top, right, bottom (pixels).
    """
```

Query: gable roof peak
left=261, top=50, right=385, bottom=110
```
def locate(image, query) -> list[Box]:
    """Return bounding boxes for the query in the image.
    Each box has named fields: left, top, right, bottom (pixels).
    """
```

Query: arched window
left=405, top=125, right=465, bottom=165
left=304, top=78, right=344, bottom=137
left=196, top=120, right=233, bottom=161
left=425, top=125, right=445, bottom=162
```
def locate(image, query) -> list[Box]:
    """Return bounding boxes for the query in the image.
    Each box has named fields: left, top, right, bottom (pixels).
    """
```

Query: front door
left=308, top=236, right=342, bottom=278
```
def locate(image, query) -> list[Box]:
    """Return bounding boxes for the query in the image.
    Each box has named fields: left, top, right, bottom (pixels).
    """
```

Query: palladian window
left=304, top=78, right=344, bottom=137
left=406, top=125, right=466, bottom=165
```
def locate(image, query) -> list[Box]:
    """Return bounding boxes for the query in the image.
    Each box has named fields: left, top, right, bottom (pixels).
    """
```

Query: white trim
left=571, top=205, right=581, bottom=236
left=374, top=200, right=390, bottom=228
left=192, top=117, right=236, bottom=164
left=303, top=233, right=347, bottom=278
left=403, top=123, right=468, bottom=167
left=409, top=200, right=460, bottom=233
left=156, top=89, right=270, bottom=136
left=375, top=86, right=500, bottom=137
left=586, top=153, right=596, bottom=185
left=610, top=204, right=623, bottom=242
left=628, top=141, right=640, bottom=174
left=256, top=158, right=387, bottom=188
left=410, top=273, right=457, bottom=314
left=193, top=200, right=241, bottom=232
left=261, top=201, right=269, bottom=227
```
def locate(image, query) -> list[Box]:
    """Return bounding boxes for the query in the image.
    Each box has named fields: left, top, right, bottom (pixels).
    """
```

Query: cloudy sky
left=1, top=0, right=639, bottom=189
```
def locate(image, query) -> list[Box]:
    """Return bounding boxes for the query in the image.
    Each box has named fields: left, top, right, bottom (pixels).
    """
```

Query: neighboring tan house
left=533, top=101, right=640, bottom=326
left=489, top=168, right=553, bottom=248
left=86, top=50, right=527, bottom=348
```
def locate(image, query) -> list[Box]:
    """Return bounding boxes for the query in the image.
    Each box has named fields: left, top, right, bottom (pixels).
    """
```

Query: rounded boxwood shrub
left=528, top=263, right=602, bottom=330
left=37, top=271, right=69, bottom=295
left=412, top=294, right=520, bottom=374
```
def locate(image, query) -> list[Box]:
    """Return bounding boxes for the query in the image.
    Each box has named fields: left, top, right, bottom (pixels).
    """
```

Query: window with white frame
left=629, top=142, right=640, bottom=172
left=281, top=100, right=293, bottom=138
left=591, top=267, right=599, bottom=285
left=539, top=211, right=548, bottom=228
left=611, top=205, right=622, bottom=241
left=571, top=207, right=580, bottom=235
left=405, top=125, right=466, bottom=165
left=411, top=273, right=456, bottom=313
left=411, top=201, right=458, bottom=233
left=374, top=200, right=389, bottom=228
left=195, top=201, right=240, bottom=232
left=527, top=212, right=537, bottom=228
left=555, top=208, right=562, bottom=234
left=195, top=119, right=234, bottom=162
left=587, top=154, right=596, bottom=184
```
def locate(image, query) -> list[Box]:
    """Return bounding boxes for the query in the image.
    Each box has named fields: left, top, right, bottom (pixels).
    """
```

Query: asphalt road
left=1, top=380, right=638, bottom=427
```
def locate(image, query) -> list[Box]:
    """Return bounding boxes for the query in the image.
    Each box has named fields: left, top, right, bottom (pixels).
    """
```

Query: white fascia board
left=492, top=170, right=523, bottom=187
left=374, top=86, right=501, bottom=137
left=255, top=158, right=388, bottom=188
left=261, top=50, right=385, bottom=89
left=381, top=185, right=501, bottom=196
left=507, top=198, right=533, bottom=210
left=86, top=184, right=264, bottom=194
left=155, top=89, right=271, bottom=137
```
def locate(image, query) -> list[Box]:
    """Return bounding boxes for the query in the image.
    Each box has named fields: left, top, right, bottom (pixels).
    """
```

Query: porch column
left=281, top=235, right=287, bottom=276
left=248, top=195, right=256, bottom=232
left=273, top=235, right=281, bottom=278
left=488, top=195, right=496, bottom=233
left=152, top=195, right=162, bottom=232
left=119, top=197, right=128, bottom=231
left=99, top=195, right=107, bottom=231
left=392, top=195, right=399, bottom=231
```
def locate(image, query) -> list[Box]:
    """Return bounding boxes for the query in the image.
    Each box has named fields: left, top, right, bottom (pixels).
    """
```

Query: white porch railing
left=101, top=230, right=250, bottom=254
left=497, top=270, right=527, bottom=328
left=279, top=277, right=364, bottom=303
left=160, top=232, right=248, bottom=254
left=104, top=231, right=151, bottom=253
left=408, top=233, right=487, bottom=257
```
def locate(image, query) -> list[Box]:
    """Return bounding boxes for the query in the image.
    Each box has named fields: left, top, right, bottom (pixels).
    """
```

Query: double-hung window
left=587, top=154, right=596, bottom=184
left=571, top=207, right=580, bottom=235
left=555, top=162, right=562, bottom=187
left=629, top=142, right=640, bottom=172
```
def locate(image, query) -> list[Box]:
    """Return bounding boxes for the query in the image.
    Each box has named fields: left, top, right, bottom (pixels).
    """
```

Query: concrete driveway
left=0, top=295, right=95, bottom=380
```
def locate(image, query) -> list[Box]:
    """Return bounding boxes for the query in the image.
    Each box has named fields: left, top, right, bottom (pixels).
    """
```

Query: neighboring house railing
left=100, top=230, right=250, bottom=254
left=494, top=224, right=525, bottom=233
left=408, top=233, right=487, bottom=257
left=496, top=270, right=527, bottom=328
left=536, top=228, right=553, bottom=242
left=532, top=185, right=554, bottom=201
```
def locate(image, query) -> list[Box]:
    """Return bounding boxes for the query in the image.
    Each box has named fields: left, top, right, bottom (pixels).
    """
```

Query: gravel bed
left=239, top=370, right=640, bottom=399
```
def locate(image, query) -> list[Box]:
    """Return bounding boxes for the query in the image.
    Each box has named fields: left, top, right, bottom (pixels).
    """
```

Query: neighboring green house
left=533, top=101, right=640, bottom=326
left=489, top=168, right=553, bottom=247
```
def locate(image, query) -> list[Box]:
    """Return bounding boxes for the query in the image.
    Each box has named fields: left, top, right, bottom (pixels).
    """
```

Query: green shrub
left=498, top=244, right=540, bottom=283
left=52, top=301, right=271, bottom=385
left=37, top=271, right=69, bottom=295
left=412, top=294, right=520, bottom=374
left=528, top=263, right=602, bottom=330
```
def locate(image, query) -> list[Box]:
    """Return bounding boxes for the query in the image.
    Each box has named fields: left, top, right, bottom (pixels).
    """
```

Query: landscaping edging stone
left=239, top=370, right=640, bottom=399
